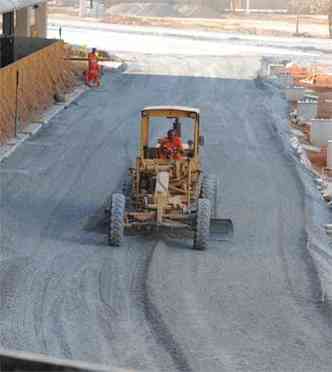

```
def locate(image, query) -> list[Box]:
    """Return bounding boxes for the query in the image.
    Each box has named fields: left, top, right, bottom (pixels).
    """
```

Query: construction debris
left=260, top=57, right=332, bottom=233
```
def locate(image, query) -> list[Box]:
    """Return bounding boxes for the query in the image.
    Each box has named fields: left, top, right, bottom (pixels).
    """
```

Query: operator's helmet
left=92, top=48, right=97, bottom=54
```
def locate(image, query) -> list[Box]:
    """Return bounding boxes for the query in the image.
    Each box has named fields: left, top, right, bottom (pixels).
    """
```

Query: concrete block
left=298, top=99, right=318, bottom=121
left=278, top=74, right=293, bottom=88
left=302, top=144, right=321, bottom=153
left=290, top=128, right=305, bottom=138
left=268, top=64, right=285, bottom=76
left=20, top=123, right=42, bottom=136
left=284, top=87, right=305, bottom=102
left=310, top=119, right=332, bottom=146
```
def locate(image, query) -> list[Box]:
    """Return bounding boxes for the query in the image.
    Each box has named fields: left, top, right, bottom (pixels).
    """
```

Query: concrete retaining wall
left=0, top=40, right=75, bottom=144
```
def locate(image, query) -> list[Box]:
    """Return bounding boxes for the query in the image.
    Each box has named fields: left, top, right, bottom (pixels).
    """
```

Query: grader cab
left=107, top=106, right=233, bottom=250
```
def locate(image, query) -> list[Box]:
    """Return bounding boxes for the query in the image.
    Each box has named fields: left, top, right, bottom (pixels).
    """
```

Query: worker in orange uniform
left=85, top=48, right=101, bottom=87
left=159, top=129, right=183, bottom=160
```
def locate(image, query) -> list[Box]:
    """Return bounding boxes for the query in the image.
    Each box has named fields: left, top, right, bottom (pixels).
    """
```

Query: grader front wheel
left=194, top=198, right=211, bottom=250
left=201, top=174, right=217, bottom=217
left=108, top=193, right=126, bottom=247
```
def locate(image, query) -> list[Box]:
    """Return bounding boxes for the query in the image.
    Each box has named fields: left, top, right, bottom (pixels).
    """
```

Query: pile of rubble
left=261, top=58, right=332, bottom=235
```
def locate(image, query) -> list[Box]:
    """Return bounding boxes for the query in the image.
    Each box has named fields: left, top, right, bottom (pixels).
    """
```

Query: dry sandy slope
left=108, top=2, right=220, bottom=18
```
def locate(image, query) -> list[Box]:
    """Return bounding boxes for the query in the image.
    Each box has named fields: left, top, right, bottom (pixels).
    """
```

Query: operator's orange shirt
left=160, top=136, right=183, bottom=160
left=88, top=53, right=99, bottom=71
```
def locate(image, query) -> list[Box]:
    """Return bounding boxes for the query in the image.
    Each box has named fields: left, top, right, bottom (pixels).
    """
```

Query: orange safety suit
left=159, top=136, right=183, bottom=160
left=86, top=52, right=101, bottom=87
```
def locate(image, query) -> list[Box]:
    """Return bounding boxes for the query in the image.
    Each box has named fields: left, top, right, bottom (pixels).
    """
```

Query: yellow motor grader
left=107, top=106, right=233, bottom=250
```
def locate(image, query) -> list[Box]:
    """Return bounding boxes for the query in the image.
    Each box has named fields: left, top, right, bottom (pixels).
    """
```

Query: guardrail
left=0, top=40, right=75, bottom=144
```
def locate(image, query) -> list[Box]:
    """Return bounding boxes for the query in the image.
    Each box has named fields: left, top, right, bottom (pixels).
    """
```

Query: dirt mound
left=108, top=2, right=220, bottom=18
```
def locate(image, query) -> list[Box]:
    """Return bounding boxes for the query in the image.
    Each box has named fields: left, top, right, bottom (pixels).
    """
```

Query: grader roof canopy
left=0, top=0, right=46, bottom=14
left=142, top=106, right=200, bottom=119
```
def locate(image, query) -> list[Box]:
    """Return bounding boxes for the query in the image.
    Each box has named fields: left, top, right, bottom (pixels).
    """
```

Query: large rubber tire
left=108, top=193, right=126, bottom=247
left=122, top=178, right=132, bottom=198
left=201, top=174, right=217, bottom=217
left=194, top=198, right=211, bottom=250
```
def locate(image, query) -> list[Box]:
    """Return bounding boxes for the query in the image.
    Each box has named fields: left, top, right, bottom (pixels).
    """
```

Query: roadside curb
left=0, top=61, right=126, bottom=164
left=261, top=70, right=332, bottom=305
left=117, top=62, right=128, bottom=73
left=0, top=85, right=87, bottom=164
left=103, top=61, right=127, bottom=73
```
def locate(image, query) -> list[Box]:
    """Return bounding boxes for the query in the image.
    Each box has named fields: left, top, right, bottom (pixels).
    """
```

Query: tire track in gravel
left=123, top=56, right=199, bottom=371
left=37, top=55, right=198, bottom=368
left=133, top=239, right=193, bottom=372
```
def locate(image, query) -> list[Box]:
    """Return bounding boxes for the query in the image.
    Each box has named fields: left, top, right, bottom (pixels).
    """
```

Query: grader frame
left=108, top=106, right=232, bottom=250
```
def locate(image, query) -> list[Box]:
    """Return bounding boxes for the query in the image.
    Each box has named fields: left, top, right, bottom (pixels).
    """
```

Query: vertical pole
left=329, top=0, right=332, bottom=38
left=16, top=7, right=32, bottom=37
left=296, top=14, right=299, bottom=34
left=296, top=0, right=300, bottom=35
left=35, top=2, right=48, bottom=38
left=79, top=0, right=87, bottom=17
left=14, top=70, right=19, bottom=138
left=246, top=0, right=250, bottom=14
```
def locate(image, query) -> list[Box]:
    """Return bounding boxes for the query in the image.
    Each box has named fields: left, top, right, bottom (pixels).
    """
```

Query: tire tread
left=108, top=193, right=125, bottom=247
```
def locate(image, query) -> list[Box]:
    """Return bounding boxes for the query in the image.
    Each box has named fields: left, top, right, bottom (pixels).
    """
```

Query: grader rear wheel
left=108, top=193, right=126, bottom=247
left=194, top=198, right=211, bottom=250
left=122, top=178, right=134, bottom=210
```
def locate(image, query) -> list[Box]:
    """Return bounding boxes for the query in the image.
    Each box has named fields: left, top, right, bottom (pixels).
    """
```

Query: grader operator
left=107, top=106, right=233, bottom=250
left=158, top=128, right=183, bottom=160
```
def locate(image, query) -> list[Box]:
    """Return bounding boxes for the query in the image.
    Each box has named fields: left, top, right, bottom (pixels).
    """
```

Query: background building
left=0, top=0, right=74, bottom=144
left=0, top=0, right=48, bottom=67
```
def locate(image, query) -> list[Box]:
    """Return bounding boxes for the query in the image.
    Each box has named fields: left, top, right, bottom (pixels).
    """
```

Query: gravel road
left=1, top=53, right=332, bottom=371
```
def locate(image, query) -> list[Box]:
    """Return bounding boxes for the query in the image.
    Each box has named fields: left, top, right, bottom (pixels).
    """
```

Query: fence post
left=14, top=69, right=19, bottom=137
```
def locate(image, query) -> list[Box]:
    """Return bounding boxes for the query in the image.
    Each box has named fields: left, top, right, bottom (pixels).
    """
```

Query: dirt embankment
left=49, top=2, right=331, bottom=39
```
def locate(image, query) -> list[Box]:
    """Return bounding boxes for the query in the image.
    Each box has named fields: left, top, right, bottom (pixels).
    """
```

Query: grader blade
left=210, top=218, right=234, bottom=241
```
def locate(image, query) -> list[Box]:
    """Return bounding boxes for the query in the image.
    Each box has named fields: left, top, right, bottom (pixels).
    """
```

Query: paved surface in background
left=1, top=51, right=332, bottom=372
left=48, top=19, right=332, bottom=61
